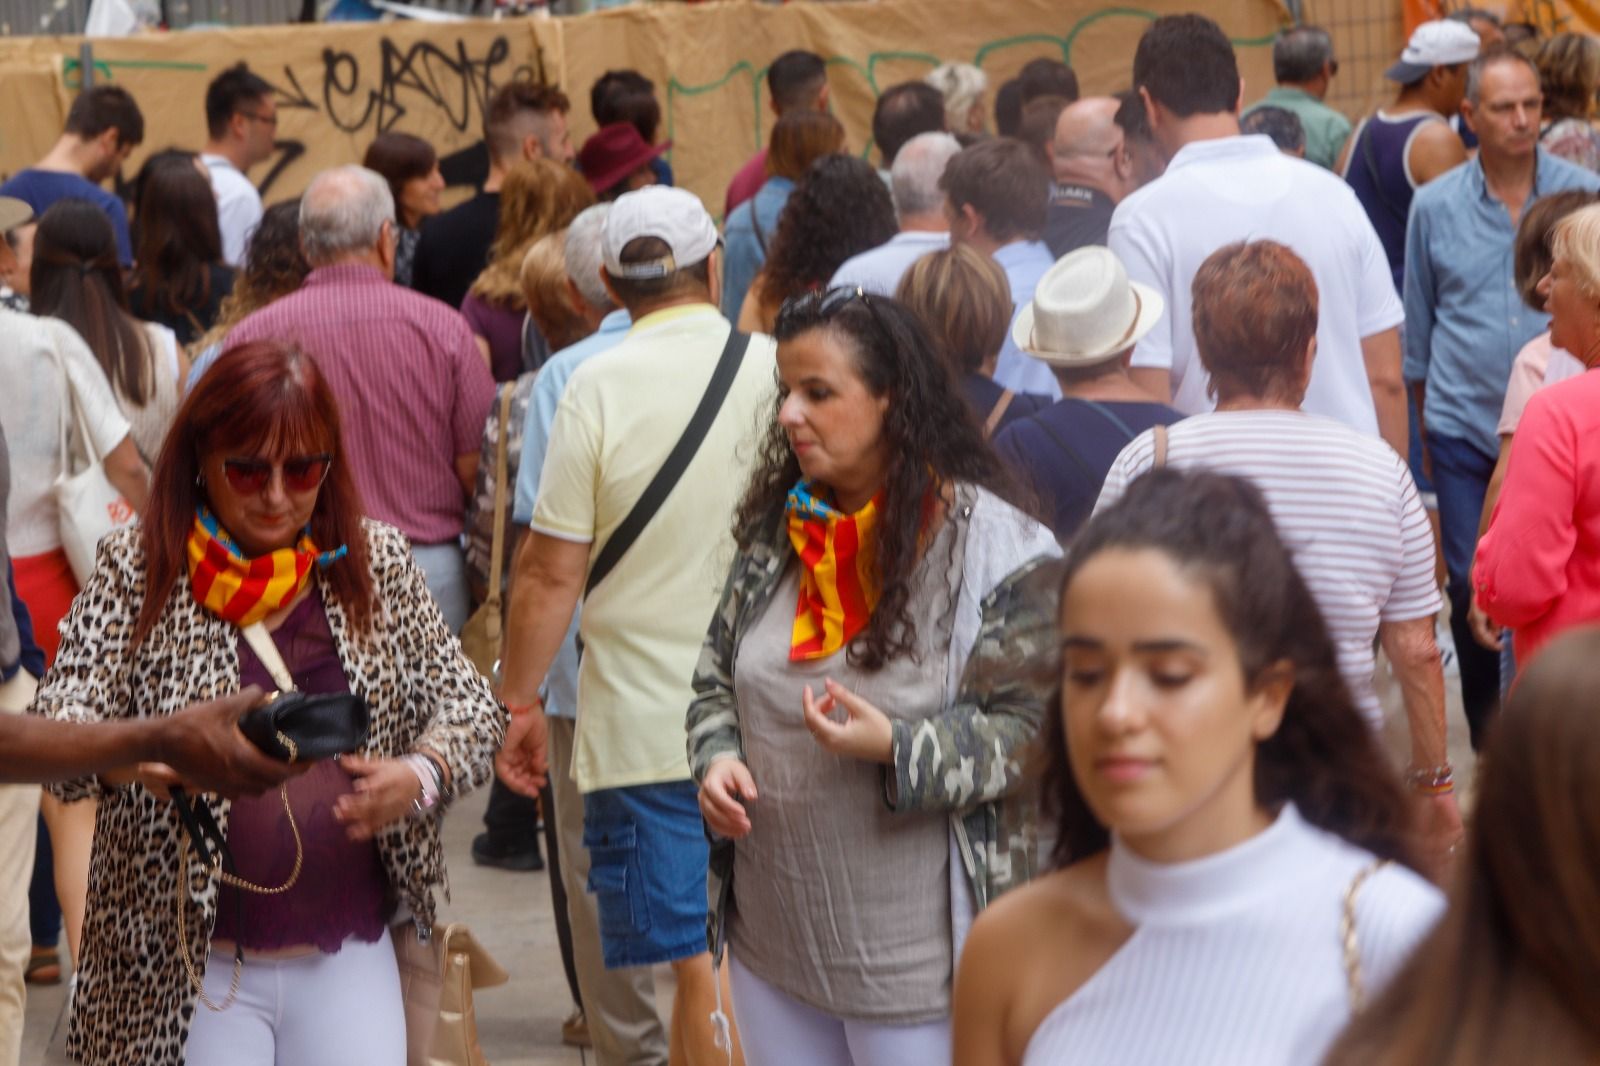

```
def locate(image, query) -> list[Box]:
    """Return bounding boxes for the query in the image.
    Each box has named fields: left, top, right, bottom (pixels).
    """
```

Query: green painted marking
left=63, top=55, right=208, bottom=89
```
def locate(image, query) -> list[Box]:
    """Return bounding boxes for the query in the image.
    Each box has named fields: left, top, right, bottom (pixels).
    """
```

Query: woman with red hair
left=32, top=340, right=506, bottom=1066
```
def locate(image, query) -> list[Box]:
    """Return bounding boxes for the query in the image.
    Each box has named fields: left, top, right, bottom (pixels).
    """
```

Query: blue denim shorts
left=582, top=779, right=709, bottom=969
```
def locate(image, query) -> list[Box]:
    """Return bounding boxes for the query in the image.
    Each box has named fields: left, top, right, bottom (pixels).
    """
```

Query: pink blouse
left=1475, top=367, right=1600, bottom=662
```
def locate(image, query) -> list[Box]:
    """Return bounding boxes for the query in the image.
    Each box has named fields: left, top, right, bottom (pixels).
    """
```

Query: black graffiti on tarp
left=257, top=139, right=309, bottom=200
left=320, top=35, right=519, bottom=136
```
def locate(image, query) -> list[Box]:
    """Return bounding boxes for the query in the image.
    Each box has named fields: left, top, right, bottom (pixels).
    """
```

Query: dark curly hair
left=1042, top=469, right=1419, bottom=872
left=198, top=199, right=309, bottom=352
left=755, top=154, right=897, bottom=316
left=734, top=291, right=1016, bottom=670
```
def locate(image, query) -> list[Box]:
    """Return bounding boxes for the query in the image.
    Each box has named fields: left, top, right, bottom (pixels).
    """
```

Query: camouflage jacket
left=685, top=484, right=1062, bottom=963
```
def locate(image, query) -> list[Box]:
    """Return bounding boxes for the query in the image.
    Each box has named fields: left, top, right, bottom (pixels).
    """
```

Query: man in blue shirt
left=504, top=203, right=667, bottom=1064
left=1404, top=48, right=1600, bottom=746
left=0, top=86, right=142, bottom=268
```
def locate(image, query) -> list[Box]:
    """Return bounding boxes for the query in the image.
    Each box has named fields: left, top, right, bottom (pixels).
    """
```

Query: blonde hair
left=894, top=243, right=1011, bottom=376
left=925, top=62, right=988, bottom=132
left=519, top=230, right=588, bottom=351
left=1552, top=201, right=1600, bottom=300
left=471, top=158, right=595, bottom=306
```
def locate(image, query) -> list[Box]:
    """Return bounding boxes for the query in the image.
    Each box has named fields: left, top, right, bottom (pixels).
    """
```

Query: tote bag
left=51, top=347, right=136, bottom=584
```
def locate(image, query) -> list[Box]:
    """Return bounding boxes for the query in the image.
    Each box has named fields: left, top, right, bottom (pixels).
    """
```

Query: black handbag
left=238, top=690, right=370, bottom=762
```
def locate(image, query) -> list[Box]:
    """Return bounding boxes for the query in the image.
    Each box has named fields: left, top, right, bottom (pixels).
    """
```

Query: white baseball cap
left=601, top=186, right=719, bottom=280
left=1386, top=20, right=1481, bottom=83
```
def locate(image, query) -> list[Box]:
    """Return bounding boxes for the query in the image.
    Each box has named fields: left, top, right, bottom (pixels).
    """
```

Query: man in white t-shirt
left=1108, top=14, right=1407, bottom=457
left=498, top=186, right=775, bottom=1064
left=201, top=64, right=276, bottom=268
left=1095, top=239, right=1461, bottom=867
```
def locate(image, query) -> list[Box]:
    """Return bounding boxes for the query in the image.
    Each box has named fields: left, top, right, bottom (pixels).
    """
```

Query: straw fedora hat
left=1012, top=246, right=1164, bottom=367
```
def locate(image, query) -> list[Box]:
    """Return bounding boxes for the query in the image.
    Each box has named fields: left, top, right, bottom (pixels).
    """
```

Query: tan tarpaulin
left=0, top=0, right=1289, bottom=219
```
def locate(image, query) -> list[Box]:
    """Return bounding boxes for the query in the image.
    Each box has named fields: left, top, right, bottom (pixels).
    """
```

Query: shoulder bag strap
left=585, top=329, right=751, bottom=599
left=750, top=200, right=770, bottom=255
left=1153, top=423, right=1169, bottom=469
left=982, top=388, right=1016, bottom=439
left=1030, top=412, right=1102, bottom=486
left=485, top=386, right=515, bottom=608
left=1079, top=399, right=1139, bottom=443
left=240, top=621, right=296, bottom=694
left=1340, top=858, right=1391, bottom=1013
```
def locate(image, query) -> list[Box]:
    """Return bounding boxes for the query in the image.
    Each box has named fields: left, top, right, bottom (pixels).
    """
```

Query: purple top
left=212, top=589, right=390, bottom=953
left=461, top=292, right=526, bottom=384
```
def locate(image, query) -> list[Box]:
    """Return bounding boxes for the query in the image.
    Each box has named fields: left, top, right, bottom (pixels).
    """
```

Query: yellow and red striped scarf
left=786, top=482, right=884, bottom=661
left=186, top=507, right=347, bottom=627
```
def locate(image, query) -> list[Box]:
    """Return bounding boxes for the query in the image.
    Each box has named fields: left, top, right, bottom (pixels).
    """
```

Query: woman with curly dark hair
left=186, top=199, right=310, bottom=389
left=737, top=154, right=897, bottom=333
left=687, top=289, right=1058, bottom=1065
left=953, top=469, right=1445, bottom=1066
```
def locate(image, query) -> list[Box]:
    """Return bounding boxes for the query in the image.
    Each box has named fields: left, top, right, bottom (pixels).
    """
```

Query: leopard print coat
left=34, top=521, right=506, bottom=1065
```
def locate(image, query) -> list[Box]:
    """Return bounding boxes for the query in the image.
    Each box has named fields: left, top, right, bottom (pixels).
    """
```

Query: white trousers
left=0, top=670, right=39, bottom=1066
left=728, top=953, right=951, bottom=1066
left=184, top=929, right=406, bottom=1066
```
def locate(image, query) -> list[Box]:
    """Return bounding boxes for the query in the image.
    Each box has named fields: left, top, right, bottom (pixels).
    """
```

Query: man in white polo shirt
left=1109, top=14, right=1407, bottom=457
left=498, top=186, right=775, bottom=1064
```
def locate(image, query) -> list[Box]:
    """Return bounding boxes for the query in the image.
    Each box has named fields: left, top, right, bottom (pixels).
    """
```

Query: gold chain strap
left=177, top=733, right=303, bottom=1012
left=1340, top=858, right=1389, bottom=1014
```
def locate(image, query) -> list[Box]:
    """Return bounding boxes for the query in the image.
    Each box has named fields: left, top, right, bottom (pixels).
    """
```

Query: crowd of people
left=0, top=7, right=1597, bottom=1066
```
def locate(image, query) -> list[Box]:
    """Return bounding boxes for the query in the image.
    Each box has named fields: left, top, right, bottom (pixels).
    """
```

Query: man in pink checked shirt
left=226, top=165, right=496, bottom=631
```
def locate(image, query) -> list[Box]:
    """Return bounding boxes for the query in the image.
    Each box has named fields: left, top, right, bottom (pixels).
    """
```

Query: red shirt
left=1475, top=368, right=1600, bottom=662
left=724, top=148, right=769, bottom=218
left=226, top=263, right=495, bottom=543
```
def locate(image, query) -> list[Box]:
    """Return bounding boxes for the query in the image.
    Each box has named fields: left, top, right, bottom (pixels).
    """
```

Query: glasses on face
left=221, top=454, right=333, bottom=496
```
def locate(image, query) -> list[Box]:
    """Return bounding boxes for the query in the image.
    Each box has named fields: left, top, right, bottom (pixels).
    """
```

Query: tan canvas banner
left=0, top=0, right=1287, bottom=220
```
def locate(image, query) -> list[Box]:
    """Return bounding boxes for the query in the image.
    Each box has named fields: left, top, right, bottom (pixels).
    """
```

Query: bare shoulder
left=963, top=854, right=1133, bottom=1062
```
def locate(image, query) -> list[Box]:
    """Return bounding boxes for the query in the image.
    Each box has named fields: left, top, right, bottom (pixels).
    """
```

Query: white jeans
left=0, top=671, right=39, bottom=1066
left=728, top=953, right=951, bottom=1066
left=184, top=929, right=406, bottom=1066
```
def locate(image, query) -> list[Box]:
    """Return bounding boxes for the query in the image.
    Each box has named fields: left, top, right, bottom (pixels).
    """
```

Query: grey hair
left=299, top=165, right=395, bottom=265
left=1466, top=48, right=1539, bottom=106
left=1273, top=26, right=1335, bottom=84
left=564, top=203, right=614, bottom=312
left=1551, top=202, right=1600, bottom=300
left=890, top=131, right=963, bottom=219
left=925, top=62, right=988, bottom=131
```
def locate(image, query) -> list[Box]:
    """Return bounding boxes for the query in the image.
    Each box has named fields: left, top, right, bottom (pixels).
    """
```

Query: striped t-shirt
left=1095, top=410, right=1442, bottom=726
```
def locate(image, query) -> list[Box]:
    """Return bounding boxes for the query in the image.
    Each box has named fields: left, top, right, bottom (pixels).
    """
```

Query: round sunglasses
left=221, top=453, right=334, bottom=496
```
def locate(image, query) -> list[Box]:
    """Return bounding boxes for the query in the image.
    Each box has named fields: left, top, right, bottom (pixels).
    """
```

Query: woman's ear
left=1248, top=659, right=1294, bottom=741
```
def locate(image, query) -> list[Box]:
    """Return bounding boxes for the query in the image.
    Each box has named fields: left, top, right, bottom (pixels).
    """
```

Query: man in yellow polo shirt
left=498, top=185, right=775, bottom=1065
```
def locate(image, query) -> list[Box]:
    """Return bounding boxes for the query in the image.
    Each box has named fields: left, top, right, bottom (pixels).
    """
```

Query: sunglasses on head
left=221, top=453, right=334, bottom=495
left=774, top=285, right=889, bottom=339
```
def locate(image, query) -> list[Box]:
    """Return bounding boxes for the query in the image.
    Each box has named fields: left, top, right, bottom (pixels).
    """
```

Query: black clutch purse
left=238, top=691, right=370, bottom=762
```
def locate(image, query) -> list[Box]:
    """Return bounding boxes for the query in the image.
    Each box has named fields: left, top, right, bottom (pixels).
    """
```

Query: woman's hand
left=802, top=679, right=894, bottom=764
left=1414, top=790, right=1467, bottom=885
left=1468, top=600, right=1504, bottom=652
left=699, top=757, right=758, bottom=839
left=333, top=755, right=422, bottom=841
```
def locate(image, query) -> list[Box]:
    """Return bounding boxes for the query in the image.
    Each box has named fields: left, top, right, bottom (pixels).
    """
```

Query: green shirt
left=1244, top=86, right=1353, bottom=170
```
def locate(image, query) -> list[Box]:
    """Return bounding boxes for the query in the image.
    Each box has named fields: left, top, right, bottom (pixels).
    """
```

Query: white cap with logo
left=601, top=186, right=720, bottom=280
left=1386, top=20, right=1481, bottom=83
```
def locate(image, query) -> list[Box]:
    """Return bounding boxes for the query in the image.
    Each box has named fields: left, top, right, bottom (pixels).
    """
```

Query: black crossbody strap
left=170, top=786, right=238, bottom=875
left=584, top=328, right=751, bottom=599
